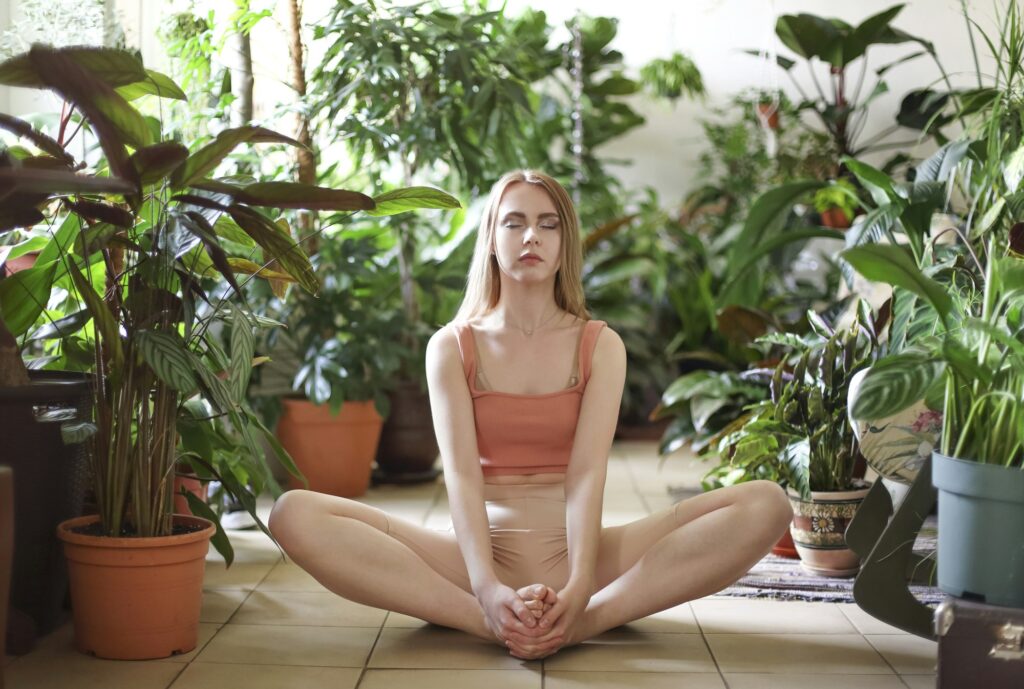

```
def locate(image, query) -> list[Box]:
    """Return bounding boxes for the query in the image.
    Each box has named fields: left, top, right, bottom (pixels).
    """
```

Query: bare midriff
left=483, top=472, right=566, bottom=485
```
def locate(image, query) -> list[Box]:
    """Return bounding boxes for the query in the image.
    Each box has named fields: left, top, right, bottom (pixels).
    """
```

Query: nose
left=523, top=224, right=540, bottom=244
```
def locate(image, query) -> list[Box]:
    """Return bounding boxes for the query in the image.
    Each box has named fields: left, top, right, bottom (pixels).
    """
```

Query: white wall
left=1, top=0, right=999, bottom=206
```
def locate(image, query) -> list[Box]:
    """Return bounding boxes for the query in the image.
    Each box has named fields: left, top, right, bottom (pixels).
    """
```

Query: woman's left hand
left=506, top=582, right=590, bottom=660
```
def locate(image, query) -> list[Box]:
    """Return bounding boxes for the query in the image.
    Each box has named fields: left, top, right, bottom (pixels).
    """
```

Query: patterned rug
left=716, top=517, right=944, bottom=604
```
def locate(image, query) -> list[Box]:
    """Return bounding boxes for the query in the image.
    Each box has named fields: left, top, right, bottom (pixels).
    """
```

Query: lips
left=519, top=253, right=542, bottom=262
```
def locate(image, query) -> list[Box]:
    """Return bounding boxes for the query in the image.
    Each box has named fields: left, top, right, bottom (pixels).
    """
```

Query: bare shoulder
left=425, top=324, right=463, bottom=377
left=593, top=323, right=626, bottom=363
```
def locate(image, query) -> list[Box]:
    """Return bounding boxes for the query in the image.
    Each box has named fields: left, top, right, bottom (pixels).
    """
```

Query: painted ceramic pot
left=788, top=482, right=871, bottom=577
left=847, top=369, right=942, bottom=485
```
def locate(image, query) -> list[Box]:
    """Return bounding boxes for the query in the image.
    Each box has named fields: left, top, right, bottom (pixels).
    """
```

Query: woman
left=268, top=170, right=792, bottom=660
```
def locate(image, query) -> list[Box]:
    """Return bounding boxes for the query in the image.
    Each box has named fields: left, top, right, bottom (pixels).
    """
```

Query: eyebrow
left=501, top=212, right=560, bottom=221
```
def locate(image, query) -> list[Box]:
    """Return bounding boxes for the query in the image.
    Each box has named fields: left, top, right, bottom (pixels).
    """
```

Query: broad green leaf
left=27, top=309, right=91, bottom=341
left=724, top=226, right=843, bottom=288
left=915, top=140, right=969, bottom=182
left=213, top=216, right=255, bottom=247
left=974, top=197, right=1005, bottom=239
left=193, top=356, right=235, bottom=414
left=135, top=330, right=199, bottom=393
left=115, top=69, right=187, bottom=101
left=0, top=167, right=134, bottom=195
left=841, top=244, right=952, bottom=327
left=850, top=353, right=943, bottom=420
left=0, top=260, right=56, bottom=336
left=366, top=186, right=461, bottom=217
left=66, top=258, right=123, bottom=375
left=171, top=126, right=303, bottom=188
left=225, top=258, right=296, bottom=282
left=842, top=157, right=897, bottom=205
left=247, top=408, right=305, bottom=481
left=237, top=182, right=374, bottom=211
left=845, top=4, right=906, bottom=64
left=181, top=490, right=233, bottom=566
left=776, top=13, right=842, bottom=65
left=229, top=206, right=318, bottom=294
left=60, top=421, right=96, bottom=445
left=0, top=46, right=145, bottom=88
left=131, top=142, right=189, bottom=185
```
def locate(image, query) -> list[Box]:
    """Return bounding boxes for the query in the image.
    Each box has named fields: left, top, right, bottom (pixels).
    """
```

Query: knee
left=268, top=489, right=316, bottom=547
left=746, top=481, right=793, bottom=534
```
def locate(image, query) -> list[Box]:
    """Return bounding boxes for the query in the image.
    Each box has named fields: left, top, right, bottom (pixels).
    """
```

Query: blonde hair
left=453, top=170, right=590, bottom=323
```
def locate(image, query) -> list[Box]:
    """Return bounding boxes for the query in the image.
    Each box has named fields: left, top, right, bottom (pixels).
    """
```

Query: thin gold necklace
left=510, top=307, right=562, bottom=337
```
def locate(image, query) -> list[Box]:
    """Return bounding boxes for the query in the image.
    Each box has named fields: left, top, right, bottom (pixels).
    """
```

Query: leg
left=577, top=480, right=792, bottom=641
left=268, top=489, right=492, bottom=640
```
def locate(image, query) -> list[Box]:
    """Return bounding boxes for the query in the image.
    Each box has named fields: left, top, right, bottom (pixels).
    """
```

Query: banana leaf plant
left=0, top=45, right=455, bottom=562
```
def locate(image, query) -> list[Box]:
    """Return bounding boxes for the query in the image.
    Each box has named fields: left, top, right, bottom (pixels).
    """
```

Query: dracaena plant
left=715, top=303, right=882, bottom=499
left=0, top=45, right=454, bottom=557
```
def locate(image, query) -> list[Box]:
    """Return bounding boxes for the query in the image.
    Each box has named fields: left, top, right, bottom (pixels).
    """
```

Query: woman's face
left=492, top=182, right=563, bottom=283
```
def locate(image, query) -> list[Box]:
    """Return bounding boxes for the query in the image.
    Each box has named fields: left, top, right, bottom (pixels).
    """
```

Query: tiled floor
left=4, top=441, right=937, bottom=688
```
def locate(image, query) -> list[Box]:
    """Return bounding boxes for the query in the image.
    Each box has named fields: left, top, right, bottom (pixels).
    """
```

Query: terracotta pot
left=788, top=482, right=871, bottom=577
left=375, top=381, right=439, bottom=481
left=819, top=207, right=852, bottom=229
left=276, top=398, right=383, bottom=497
left=771, top=527, right=799, bottom=559
left=756, top=102, right=780, bottom=130
left=172, top=473, right=208, bottom=516
left=56, top=514, right=214, bottom=660
left=2, top=251, right=39, bottom=277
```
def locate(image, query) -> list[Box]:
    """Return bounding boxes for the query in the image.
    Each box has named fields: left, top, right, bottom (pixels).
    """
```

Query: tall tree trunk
left=285, top=0, right=317, bottom=253
left=227, top=30, right=254, bottom=128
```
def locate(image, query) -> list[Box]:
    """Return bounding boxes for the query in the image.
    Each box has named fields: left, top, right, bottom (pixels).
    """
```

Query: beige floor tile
left=705, top=633, right=893, bottom=674
left=208, top=529, right=283, bottom=564
left=368, top=627, right=536, bottom=670
left=692, top=600, right=856, bottom=634
left=623, top=603, right=700, bottom=634
left=361, top=668, right=542, bottom=689
left=383, top=611, right=432, bottom=628
left=27, top=621, right=219, bottom=664
left=900, top=675, right=936, bottom=689
left=865, top=634, right=937, bottom=674
left=546, top=670, right=725, bottom=688
left=169, top=662, right=361, bottom=689
left=838, top=604, right=911, bottom=635
left=202, top=561, right=275, bottom=590
left=195, top=624, right=377, bottom=667
left=723, top=674, right=909, bottom=688
left=543, top=631, right=717, bottom=673
left=200, top=589, right=248, bottom=623
left=257, top=560, right=328, bottom=592
left=4, top=652, right=183, bottom=689
left=230, top=590, right=387, bottom=627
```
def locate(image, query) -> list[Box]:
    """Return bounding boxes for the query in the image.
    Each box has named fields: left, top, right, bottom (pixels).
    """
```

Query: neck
left=491, top=292, right=562, bottom=333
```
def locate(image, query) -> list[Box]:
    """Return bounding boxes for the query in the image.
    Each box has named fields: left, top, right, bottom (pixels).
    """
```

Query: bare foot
left=516, top=583, right=556, bottom=619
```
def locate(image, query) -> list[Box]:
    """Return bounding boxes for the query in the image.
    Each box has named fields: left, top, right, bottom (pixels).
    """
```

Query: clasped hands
left=477, top=581, right=590, bottom=660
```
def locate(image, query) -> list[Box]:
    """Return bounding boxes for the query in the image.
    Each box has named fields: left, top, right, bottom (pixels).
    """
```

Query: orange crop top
left=451, top=319, right=607, bottom=476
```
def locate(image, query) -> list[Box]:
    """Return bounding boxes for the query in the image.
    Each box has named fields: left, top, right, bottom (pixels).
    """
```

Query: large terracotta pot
left=789, top=482, right=871, bottom=577
left=56, top=514, right=214, bottom=660
left=276, top=398, right=383, bottom=497
left=375, top=381, right=440, bottom=482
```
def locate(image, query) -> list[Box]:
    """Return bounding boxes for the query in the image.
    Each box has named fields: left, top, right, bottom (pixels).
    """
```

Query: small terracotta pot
left=819, top=207, right=852, bottom=229
left=276, top=398, right=383, bottom=497
left=788, top=482, right=871, bottom=577
left=771, top=527, right=799, bottom=559
left=56, top=514, right=214, bottom=660
left=756, top=102, right=780, bottom=130
left=173, top=473, right=209, bottom=516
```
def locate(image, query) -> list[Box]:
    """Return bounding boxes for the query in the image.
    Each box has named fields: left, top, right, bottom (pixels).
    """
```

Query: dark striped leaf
left=0, top=46, right=146, bottom=88
left=131, top=142, right=189, bottom=185
left=115, top=69, right=186, bottom=101
left=0, top=260, right=56, bottom=336
left=27, top=308, right=91, bottom=341
left=170, top=126, right=302, bottom=189
left=135, top=330, right=198, bottom=393
left=228, top=303, right=255, bottom=404
left=849, top=354, right=943, bottom=420
left=238, top=182, right=375, bottom=212
left=229, top=206, right=318, bottom=294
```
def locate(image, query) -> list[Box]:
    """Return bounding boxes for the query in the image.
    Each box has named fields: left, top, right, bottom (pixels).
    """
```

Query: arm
left=424, top=327, right=498, bottom=595
left=564, top=326, right=627, bottom=593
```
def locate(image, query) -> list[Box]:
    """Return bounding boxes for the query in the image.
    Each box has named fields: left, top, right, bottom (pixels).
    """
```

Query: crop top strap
left=581, top=320, right=607, bottom=383
left=450, top=322, right=476, bottom=383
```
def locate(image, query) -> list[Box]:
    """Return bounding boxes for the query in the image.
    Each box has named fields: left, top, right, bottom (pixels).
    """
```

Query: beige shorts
left=385, top=481, right=571, bottom=592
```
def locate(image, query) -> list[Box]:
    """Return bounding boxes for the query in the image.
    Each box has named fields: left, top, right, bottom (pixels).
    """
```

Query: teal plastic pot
left=931, top=451, right=1024, bottom=608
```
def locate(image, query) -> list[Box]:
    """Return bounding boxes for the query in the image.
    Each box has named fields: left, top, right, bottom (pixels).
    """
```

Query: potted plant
left=260, top=229, right=425, bottom=497
left=845, top=243, right=1024, bottom=607
left=721, top=305, right=880, bottom=576
left=814, top=179, right=860, bottom=230
left=0, top=44, right=399, bottom=659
